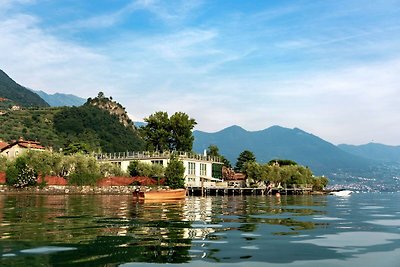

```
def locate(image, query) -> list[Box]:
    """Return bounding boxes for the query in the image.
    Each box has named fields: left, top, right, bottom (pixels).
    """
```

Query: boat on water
left=133, top=188, right=187, bottom=200
left=329, top=190, right=353, bottom=196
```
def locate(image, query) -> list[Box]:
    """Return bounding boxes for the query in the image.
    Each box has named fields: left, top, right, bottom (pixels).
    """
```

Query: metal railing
left=95, top=150, right=222, bottom=163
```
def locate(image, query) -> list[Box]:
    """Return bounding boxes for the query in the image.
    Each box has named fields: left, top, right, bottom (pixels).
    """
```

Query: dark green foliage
left=235, top=150, right=256, bottom=172
left=127, top=160, right=165, bottom=178
left=206, top=144, right=231, bottom=168
left=164, top=156, right=185, bottom=189
left=212, top=163, right=223, bottom=179
left=53, top=105, right=144, bottom=152
left=141, top=111, right=170, bottom=151
left=68, top=172, right=102, bottom=186
left=140, top=111, right=196, bottom=152
left=0, top=156, right=7, bottom=172
left=0, top=69, right=49, bottom=107
left=127, top=161, right=140, bottom=176
left=268, top=159, right=298, bottom=166
left=63, top=142, right=91, bottom=155
left=312, top=176, right=329, bottom=191
left=6, top=156, right=38, bottom=188
left=169, top=112, right=197, bottom=151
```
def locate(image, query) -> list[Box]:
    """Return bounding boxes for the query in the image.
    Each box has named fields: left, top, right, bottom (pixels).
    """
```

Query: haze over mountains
left=193, top=125, right=374, bottom=175
left=0, top=69, right=85, bottom=107
left=34, top=90, right=86, bottom=107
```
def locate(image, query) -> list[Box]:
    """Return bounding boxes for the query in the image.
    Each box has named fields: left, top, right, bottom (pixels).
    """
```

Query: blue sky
left=1, top=0, right=400, bottom=145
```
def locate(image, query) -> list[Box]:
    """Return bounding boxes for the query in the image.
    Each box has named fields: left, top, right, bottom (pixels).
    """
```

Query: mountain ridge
left=193, top=125, right=373, bottom=175
left=0, top=69, right=49, bottom=107
left=34, top=90, right=86, bottom=107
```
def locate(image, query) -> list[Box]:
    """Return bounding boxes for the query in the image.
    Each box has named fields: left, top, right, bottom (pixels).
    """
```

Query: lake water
left=0, top=193, right=399, bottom=267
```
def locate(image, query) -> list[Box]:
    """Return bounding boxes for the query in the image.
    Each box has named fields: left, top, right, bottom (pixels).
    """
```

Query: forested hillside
left=0, top=105, right=144, bottom=153
left=0, top=69, right=49, bottom=107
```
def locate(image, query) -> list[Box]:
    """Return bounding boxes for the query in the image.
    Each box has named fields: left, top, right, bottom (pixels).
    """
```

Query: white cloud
left=1, top=1, right=400, bottom=146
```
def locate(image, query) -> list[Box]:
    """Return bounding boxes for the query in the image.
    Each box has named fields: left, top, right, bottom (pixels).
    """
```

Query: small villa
left=96, top=151, right=223, bottom=187
left=0, top=138, right=45, bottom=159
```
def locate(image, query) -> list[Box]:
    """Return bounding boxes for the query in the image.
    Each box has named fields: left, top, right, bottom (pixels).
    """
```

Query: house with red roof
left=0, top=138, right=45, bottom=159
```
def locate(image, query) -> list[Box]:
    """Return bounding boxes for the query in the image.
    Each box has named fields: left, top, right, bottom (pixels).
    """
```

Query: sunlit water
left=0, top=193, right=399, bottom=266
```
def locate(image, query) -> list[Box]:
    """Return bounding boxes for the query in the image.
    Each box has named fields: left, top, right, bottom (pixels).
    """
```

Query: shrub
left=68, top=172, right=102, bottom=186
left=164, top=156, right=185, bottom=189
left=0, top=156, right=7, bottom=172
left=6, top=156, right=38, bottom=188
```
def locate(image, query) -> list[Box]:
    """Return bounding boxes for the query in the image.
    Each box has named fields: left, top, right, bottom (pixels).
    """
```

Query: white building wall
left=107, top=156, right=218, bottom=187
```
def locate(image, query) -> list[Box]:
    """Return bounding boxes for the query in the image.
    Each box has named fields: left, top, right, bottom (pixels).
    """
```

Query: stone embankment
left=0, top=185, right=136, bottom=194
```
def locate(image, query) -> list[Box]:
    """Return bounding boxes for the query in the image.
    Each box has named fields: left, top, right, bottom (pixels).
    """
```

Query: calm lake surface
left=0, top=193, right=399, bottom=267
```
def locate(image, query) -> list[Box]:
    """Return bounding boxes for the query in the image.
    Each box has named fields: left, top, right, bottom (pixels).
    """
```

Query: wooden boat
left=133, top=188, right=187, bottom=200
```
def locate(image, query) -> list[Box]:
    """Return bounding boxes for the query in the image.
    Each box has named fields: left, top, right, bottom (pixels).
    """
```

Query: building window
left=151, top=160, right=164, bottom=165
left=200, top=163, right=207, bottom=176
left=188, top=162, right=196, bottom=175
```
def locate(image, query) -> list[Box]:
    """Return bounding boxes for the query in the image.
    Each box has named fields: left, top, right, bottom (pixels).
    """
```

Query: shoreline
left=0, top=185, right=135, bottom=195
left=0, top=185, right=328, bottom=195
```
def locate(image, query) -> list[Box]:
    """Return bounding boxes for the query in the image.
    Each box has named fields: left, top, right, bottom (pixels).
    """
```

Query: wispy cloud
left=1, top=1, right=400, bottom=145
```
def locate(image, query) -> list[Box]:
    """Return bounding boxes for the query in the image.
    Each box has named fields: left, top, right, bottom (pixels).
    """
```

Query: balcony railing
left=95, top=151, right=222, bottom=163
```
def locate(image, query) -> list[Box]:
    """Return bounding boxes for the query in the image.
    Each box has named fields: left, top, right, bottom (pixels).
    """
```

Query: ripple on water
left=366, top=219, right=400, bottom=226
left=20, top=246, right=77, bottom=254
left=359, top=206, right=384, bottom=210
left=291, top=231, right=400, bottom=251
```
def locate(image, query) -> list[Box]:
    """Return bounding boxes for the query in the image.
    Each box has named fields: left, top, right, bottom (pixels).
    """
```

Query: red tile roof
left=17, top=141, right=45, bottom=150
left=0, top=139, right=45, bottom=152
left=0, top=141, right=8, bottom=150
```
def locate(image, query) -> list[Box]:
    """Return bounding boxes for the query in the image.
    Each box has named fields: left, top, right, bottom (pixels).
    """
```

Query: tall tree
left=235, top=150, right=256, bottom=172
left=140, top=111, right=170, bottom=151
left=140, top=111, right=196, bottom=152
left=169, top=112, right=197, bottom=151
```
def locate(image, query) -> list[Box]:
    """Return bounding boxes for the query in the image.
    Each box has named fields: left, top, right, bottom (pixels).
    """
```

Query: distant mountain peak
left=34, top=90, right=85, bottom=107
left=0, top=69, right=49, bottom=107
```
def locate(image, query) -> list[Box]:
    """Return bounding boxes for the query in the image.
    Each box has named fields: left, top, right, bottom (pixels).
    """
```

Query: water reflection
left=0, top=194, right=399, bottom=266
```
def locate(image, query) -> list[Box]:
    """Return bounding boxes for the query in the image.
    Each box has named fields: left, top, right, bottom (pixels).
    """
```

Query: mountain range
left=338, top=143, right=400, bottom=163
left=193, top=125, right=374, bottom=175
left=0, top=69, right=85, bottom=108
left=0, top=69, right=49, bottom=107
left=34, top=90, right=86, bottom=107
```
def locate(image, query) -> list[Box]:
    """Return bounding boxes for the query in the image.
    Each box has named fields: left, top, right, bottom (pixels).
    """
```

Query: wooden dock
left=187, top=186, right=312, bottom=196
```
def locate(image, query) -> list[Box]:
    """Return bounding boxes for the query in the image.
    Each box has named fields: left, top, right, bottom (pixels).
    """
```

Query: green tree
left=164, top=156, right=185, bottom=189
left=140, top=111, right=196, bottom=152
left=140, top=111, right=170, bottom=151
left=62, top=142, right=91, bottom=155
left=234, top=150, right=256, bottom=172
left=243, top=161, right=265, bottom=186
left=169, top=112, right=197, bottom=151
left=206, top=144, right=231, bottom=168
left=206, top=145, right=220, bottom=157
left=127, top=160, right=140, bottom=176
left=312, top=176, right=329, bottom=191
left=127, top=160, right=165, bottom=178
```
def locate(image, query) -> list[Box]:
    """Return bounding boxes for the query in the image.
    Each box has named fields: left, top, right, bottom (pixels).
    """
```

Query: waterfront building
left=95, top=151, right=223, bottom=187
left=0, top=138, right=45, bottom=159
